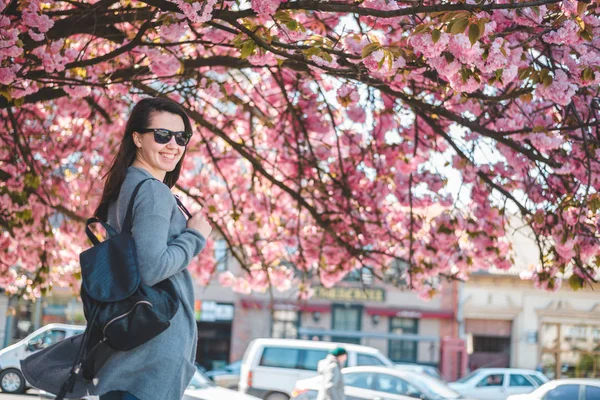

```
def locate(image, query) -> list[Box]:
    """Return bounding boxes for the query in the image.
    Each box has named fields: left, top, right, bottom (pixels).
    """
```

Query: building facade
left=461, top=272, right=600, bottom=379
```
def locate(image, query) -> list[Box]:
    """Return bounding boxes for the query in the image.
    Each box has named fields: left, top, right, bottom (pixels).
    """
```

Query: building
left=460, top=222, right=600, bottom=379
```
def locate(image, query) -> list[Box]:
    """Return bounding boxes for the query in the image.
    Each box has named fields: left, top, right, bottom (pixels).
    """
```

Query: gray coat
left=88, top=166, right=206, bottom=399
left=317, top=355, right=345, bottom=400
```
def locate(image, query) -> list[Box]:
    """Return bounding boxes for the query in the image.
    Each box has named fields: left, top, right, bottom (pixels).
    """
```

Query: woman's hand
left=187, top=213, right=212, bottom=239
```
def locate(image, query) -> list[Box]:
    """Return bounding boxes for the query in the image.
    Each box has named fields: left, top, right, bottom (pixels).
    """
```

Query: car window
left=528, top=374, right=545, bottom=386
left=375, top=374, right=421, bottom=397
left=509, top=374, right=534, bottom=387
left=543, top=384, right=580, bottom=400
left=476, top=374, right=504, bottom=387
left=259, top=347, right=300, bottom=369
left=299, top=350, right=328, bottom=371
left=344, top=372, right=374, bottom=390
left=356, top=353, right=386, bottom=366
left=585, top=385, right=600, bottom=400
left=29, top=329, right=67, bottom=349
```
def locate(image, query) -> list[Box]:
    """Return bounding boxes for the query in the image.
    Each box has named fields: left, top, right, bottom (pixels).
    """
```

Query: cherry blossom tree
left=1, top=0, right=600, bottom=299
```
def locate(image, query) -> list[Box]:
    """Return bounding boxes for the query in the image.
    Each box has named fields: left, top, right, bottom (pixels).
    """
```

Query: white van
left=0, top=323, right=85, bottom=394
left=239, top=338, right=394, bottom=400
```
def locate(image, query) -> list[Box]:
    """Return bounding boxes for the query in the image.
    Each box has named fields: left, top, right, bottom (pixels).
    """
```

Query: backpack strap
left=121, top=178, right=156, bottom=233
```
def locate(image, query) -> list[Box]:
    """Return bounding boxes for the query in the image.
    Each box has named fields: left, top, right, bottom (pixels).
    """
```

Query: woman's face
left=132, top=111, right=186, bottom=179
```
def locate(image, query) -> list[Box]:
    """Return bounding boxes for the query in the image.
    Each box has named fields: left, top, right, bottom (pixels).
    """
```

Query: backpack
left=56, top=178, right=181, bottom=399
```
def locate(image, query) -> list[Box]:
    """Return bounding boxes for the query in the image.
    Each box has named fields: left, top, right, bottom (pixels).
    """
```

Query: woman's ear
left=132, top=132, right=142, bottom=148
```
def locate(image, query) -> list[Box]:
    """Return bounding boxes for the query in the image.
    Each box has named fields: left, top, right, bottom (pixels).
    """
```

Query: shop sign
left=195, top=301, right=234, bottom=322
left=312, top=286, right=385, bottom=303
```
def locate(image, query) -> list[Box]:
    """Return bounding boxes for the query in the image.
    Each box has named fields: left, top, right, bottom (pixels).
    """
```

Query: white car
left=506, top=379, right=600, bottom=400
left=239, top=338, right=394, bottom=399
left=184, top=370, right=260, bottom=400
left=0, top=323, right=85, bottom=394
left=449, top=368, right=549, bottom=400
left=291, top=366, right=472, bottom=400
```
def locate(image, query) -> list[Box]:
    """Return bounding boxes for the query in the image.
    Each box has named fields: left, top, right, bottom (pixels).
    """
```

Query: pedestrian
left=91, top=97, right=212, bottom=400
left=317, top=347, right=347, bottom=400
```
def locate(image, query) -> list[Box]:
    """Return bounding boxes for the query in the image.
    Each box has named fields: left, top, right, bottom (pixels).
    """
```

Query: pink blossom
left=410, top=32, right=449, bottom=59
left=145, top=48, right=181, bottom=76
left=347, top=105, right=367, bottom=123
left=218, top=271, right=235, bottom=287
left=543, top=20, right=580, bottom=45
left=248, top=51, right=278, bottom=66
left=63, top=85, right=91, bottom=99
left=22, top=11, right=54, bottom=32
left=0, top=65, right=17, bottom=85
left=337, top=85, right=360, bottom=107
left=535, top=70, right=578, bottom=106
left=251, top=0, right=282, bottom=18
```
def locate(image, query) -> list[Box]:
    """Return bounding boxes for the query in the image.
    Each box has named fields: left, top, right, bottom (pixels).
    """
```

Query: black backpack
left=57, top=178, right=180, bottom=399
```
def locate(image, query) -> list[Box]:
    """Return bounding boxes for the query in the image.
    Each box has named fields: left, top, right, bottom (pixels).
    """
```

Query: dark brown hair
left=94, top=97, right=193, bottom=220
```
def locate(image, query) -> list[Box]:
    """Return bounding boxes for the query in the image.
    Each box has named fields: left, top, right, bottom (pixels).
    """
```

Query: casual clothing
left=89, top=166, right=206, bottom=400
left=100, top=391, right=140, bottom=400
left=317, top=354, right=345, bottom=400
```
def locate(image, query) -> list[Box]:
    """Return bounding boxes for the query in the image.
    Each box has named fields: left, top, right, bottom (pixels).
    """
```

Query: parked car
left=0, top=323, right=85, bottom=394
left=506, top=379, right=600, bottom=400
left=395, top=363, right=443, bottom=380
left=184, top=370, right=261, bottom=400
left=239, top=338, right=395, bottom=400
left=291, top=366, right=471, bottom=400
left=39, top=370, right=259, bottom=400
left=449, top=368, right=549, bottom=400
left=205, top=360, right=242, bottom=390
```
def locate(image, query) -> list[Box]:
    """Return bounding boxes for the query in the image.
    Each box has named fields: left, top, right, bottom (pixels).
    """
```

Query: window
left=271, top=310, right=298, bottom=339
left=259, top=347, right=300, bottom=369
left=344, top=373, right=375, bottom=390
left=510, top=374, right=534, bottom=387
left=28, top=329, right=66, bottom=350
left=476, top=374, right=504, bottom=387
left=544, top=384, right=580, bottom=400
left=585, top=385, right=600, bottom=400
left=389, top=317, right=418, bottom=363
left=299, top=350, right=328, bottom=371
left=214, top=239, right=228, bottom=272
left=528, top=374, right=545, bottom=386
left=473, top=336, right=511, bottom=353
left=375, top=374, right=421, bottom=396
left=332, top=305, right=362, bottom=344
left=356, top=354, right=386, bottom=366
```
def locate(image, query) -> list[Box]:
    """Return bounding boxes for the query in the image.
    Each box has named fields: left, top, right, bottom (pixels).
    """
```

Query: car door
left=373, top=372, right=425, bottom=399
left=506, top=373, right=537, bottom=397
left=469, top=372, right=507, bottom=400
left=253, top=346, right=302, bottom=394
left=344, top=372, right=413, bottom=400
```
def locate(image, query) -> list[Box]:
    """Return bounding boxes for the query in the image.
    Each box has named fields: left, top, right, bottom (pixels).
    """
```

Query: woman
left=92, top=97, right=212, bottom=400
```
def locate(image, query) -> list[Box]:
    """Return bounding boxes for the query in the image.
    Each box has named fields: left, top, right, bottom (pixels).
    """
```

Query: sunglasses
left=138, top=128, right=192, bottom=146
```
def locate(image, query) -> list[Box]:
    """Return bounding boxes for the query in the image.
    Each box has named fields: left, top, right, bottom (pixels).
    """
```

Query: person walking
left=90, top=97, right=212, bottom=400
left=317, top=347, right=347, bottom=400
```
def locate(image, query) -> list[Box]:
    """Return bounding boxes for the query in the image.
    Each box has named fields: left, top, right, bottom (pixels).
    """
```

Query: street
left=0, top=391, right=38, bottom=400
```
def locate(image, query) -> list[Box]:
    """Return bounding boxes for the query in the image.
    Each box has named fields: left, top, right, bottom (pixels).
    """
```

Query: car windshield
left=188, top=371, right=216, bottom=389
left=455, top=370, right=480, bottom=383
left=415, top=374, right=462, bottom=399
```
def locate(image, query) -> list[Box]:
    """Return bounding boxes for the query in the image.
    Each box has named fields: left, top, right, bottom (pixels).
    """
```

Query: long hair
left=94, top=97, right=193, bottom=220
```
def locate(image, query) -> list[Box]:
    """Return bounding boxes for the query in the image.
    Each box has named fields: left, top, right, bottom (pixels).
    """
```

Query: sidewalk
left=0, top=390, right=38, bottom=399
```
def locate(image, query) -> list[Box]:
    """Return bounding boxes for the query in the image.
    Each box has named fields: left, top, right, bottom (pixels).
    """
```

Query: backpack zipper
left=102, top=301, right=153, bottom=337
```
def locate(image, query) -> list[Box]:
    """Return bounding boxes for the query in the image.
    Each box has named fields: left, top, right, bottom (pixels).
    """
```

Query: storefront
left=195, top=300, right=235, bottom=371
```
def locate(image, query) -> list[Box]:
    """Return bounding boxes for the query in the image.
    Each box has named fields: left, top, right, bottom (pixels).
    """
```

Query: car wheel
left=265, top=393, right=289, bottom=400
left=0, top=368, right=26, bottom=394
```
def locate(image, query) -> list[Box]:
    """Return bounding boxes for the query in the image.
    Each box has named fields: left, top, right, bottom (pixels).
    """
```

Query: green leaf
left=543, top=75, right=553, bottom=87
left=240, top=41, right=256, bottom=59
left=468, top=23, right=480, bottom=46
left=450, top=17, right=469, bottom=35
left=432, top=29, right=441, bottom=44
left=577, top=1, right=588, bottom=16
left=362, top=42, right=380, bottom=58
left=568, top=274, right=584, bottom=290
